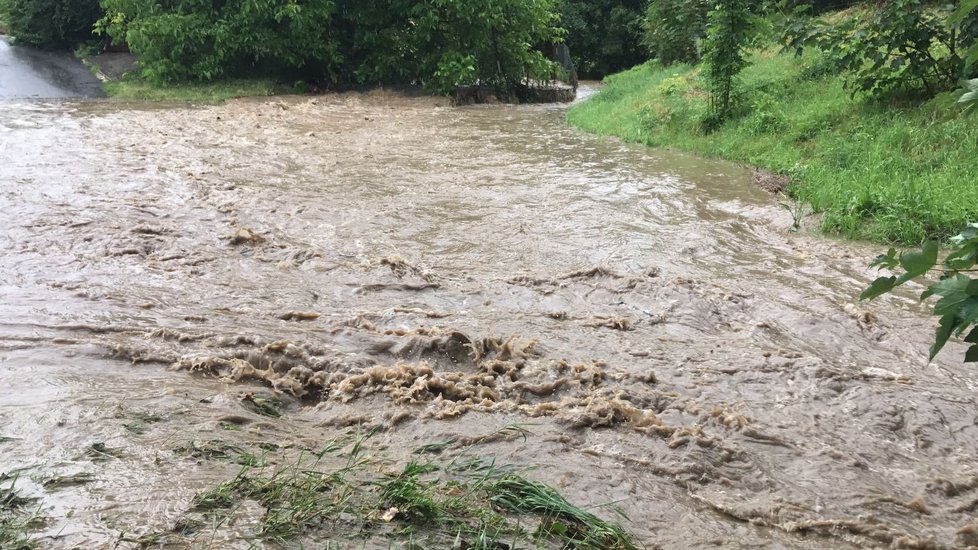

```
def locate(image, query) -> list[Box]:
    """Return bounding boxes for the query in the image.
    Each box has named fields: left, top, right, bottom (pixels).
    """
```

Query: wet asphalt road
left=0, top=36, right=105, bottom=99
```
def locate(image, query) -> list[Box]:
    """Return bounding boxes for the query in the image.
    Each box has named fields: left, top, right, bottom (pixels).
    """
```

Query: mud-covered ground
left=2, top=90, right=978, bottom=549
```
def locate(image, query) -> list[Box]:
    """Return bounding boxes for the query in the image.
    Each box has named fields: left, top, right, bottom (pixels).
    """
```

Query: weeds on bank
left=101, top=74, right=301, bottom=103
left=178, top=427, right=637, bottom=549
left=567, top=49, right=978, bottom=244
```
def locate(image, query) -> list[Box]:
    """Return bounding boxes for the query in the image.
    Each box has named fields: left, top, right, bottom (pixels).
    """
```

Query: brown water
left=2, top=89, right=978, bottom=549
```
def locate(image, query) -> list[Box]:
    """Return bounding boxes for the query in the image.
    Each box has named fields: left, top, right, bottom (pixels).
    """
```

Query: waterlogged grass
left=175, top=428, right=637, bottom=549
left=1, top=475, right=42, bottom=550
left=103, top=75, right=301, bottom=103
left=568, top=49, right=978, bottom=244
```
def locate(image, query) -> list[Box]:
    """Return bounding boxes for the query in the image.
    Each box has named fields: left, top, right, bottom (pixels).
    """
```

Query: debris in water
left=43, top=473, right=96, bottom=489
left=230, top=227, right=265, bottom=245
left=278, top=311, right=321, bottom=321
left=84, top=442, right=124, bottom=461
left=240, top=392, right=284, bottom=417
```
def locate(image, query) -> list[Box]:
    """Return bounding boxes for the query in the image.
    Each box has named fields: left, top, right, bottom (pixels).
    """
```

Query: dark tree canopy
left=557, top=0, right=647, bottom=78
left=0, top=0, right=102, bottom=48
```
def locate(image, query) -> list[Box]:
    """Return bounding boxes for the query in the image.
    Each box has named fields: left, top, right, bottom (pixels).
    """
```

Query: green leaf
left=945, top=247, right=978, bottom=271
left=931, top=274, right=974, bottom=315
left=870, top=248, right=898, bottom=269
left=930, top=314, right=956, bottom=361
left=861, top=276, right=896, bottom=300
left=952, top=0, right=978, bottom=24
left=955, top=296, right=978, bottom=334
left=894, top=240, right=938, bottom=285
left=966, top=326, right=978, bottom=344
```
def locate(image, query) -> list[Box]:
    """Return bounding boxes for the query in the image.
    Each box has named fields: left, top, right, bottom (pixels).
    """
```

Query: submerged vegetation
left=0, top=424, right=637, bottom=548
left=151, top=427, right=638, bottom=548
left=0, top=475, right=41, bottom=550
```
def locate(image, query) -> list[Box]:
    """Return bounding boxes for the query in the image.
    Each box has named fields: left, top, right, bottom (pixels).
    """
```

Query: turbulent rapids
left=1, top=90, right=977, bottom=549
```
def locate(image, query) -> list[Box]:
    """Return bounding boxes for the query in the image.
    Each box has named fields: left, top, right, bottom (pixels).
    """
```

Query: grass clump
left=178, top=429, right=638, bottom=549
left=488, top=476, right=634, bottom=549
left=102, top=74, right=301, bottom=103
left=568, top=48, right=978, bottom=244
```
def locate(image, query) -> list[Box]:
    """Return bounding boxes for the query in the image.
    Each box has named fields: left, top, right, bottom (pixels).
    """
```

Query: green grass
left=102, top=74, right=301, bottom=103
left=568, top=49, right=978, bottom=244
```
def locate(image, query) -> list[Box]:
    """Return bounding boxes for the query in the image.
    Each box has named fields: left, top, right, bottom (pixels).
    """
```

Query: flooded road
left=2, top=90, right=977, bottom=549
left=0, top=37, right=105, bottom=99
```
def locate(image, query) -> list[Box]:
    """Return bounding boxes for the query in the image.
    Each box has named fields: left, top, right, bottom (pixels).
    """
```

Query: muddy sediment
left=1, top=90, right=977, bottom=548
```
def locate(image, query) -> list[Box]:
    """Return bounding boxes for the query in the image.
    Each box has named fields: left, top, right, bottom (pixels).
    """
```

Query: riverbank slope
left=567, top=49, right=978, bottom=244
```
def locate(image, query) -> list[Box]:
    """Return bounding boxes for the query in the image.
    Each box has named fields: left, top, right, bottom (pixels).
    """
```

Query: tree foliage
left=781, top=0, right=858, bottom=15
left=556, top=0, right=646, bottom=78
left=642, top=0, right=710, bottom=66
left=780, top=0, right=978, bottom=99
left=0, top=0, right=101, bottom=48
left=701, top=0, right=755, bottom=128
left=97, top=0, right=561, bottom=96
left=98, top=0, right=339, bottom=82
left=955, top=0, right=978, bottom=78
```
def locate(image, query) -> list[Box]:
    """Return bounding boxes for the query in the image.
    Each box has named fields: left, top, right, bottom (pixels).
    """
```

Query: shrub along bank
left=568, top=49, right=978, bottom=245
left=96, top=0, right=565, bottom=99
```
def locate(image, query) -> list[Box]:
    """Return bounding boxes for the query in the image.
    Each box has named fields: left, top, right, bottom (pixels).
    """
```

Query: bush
left=643, top=0, right=709, bottom=66
left=1, top=0, right=101, bottom=48
left=781, top=0, right=859, bottom=15
left=99, top=0, right=561, bottom=96
left=99, top=0, right=339, bottom=83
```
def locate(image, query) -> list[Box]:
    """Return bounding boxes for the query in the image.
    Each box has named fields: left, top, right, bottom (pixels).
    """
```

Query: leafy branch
left=861, top=225, right=978, bottom=362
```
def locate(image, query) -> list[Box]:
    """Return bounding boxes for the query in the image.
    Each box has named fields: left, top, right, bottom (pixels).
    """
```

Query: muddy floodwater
left=2, top=89, right=978, bottom=549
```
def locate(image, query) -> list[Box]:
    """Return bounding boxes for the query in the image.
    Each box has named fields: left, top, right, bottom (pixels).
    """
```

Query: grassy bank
left=568, top=49, right=978, bottom=244
left=102, top=74, right=300, bottom=103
